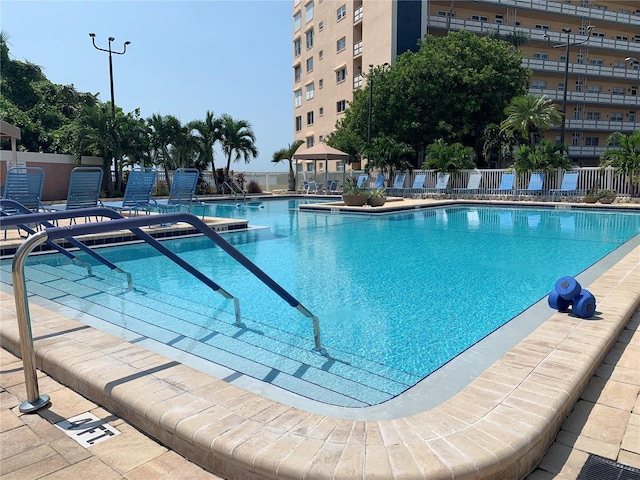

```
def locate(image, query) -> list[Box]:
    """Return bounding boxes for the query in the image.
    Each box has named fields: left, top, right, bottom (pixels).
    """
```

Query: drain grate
left=577, top=454, right=640, bottom=480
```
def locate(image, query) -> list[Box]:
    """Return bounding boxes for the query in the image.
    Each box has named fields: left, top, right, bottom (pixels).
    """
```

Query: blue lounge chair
left=422, top=173, right=450, bottom=198
left=514, top=173, right=545, bottom=200
left=452, top=171, right=483, bottom=199
left=356, top=174, right=369, bottom=188
left=386, top=173, right=406, bottom=195
left=372, top=174, right=385, bottom=189
left=486, top=172, right=516, bottom=198
left=405, top=173, right=426, bottom=197
left=104, top=168, right=158, bottom=215
left=48, top=167, right=104, bottom=212
left=1, top=166, right=45, bottom=238
left=157, top=168, right=202, bottom=211
left=549, top=171, right=581, bottom=202
left=326, top=180, right=339, bottom=194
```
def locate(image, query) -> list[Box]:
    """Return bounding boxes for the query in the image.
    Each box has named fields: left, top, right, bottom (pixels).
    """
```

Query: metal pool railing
left=8, top=208, right=324, bottom=412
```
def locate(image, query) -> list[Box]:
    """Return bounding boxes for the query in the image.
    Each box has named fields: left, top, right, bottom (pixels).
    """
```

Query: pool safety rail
left=7, top=208, right=323, bottom=413
left=222, top=180, right=246, bottom=201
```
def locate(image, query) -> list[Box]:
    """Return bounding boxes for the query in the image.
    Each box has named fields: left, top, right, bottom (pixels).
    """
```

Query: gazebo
left=293, top=143, right=350, bottom=191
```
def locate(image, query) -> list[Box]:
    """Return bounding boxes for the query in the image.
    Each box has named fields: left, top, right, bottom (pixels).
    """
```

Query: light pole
left=89, top=33, right=130, bottom=191
left=366, top=62, right=390, bottom=144
left=544, top=26, right=593, bottom=145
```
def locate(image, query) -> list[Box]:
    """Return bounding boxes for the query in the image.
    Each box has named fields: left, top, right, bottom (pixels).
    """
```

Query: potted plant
left=598, top=189, right=617, bottom=204
left=367, top=187, right=387, bottom=207
left=584, top=186, right=598, bottom=204
left=341, top=177, right=368, bottom=206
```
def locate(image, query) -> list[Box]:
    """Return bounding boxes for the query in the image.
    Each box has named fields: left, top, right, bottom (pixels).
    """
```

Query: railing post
left=11, top=231, right=51, bottom=413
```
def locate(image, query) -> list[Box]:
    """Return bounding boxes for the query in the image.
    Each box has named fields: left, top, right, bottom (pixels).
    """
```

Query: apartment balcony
left=567, top=146, right=608, bottom=158
left=531, top=89, right=640, bottom=108
left=468, top=0, right=640, bottom=27
left=524, top=59, right=640, bottom=81
left=564, top=119, right=638, bottom=132
left=354, top=5, right=363, bottom=24
left=354, top=40, right=363, bottom=57
left=428, top=16, right=640, bottom=55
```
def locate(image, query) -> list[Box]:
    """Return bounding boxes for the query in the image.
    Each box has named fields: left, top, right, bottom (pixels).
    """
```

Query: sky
left=2, top=0, right=294, bottom=172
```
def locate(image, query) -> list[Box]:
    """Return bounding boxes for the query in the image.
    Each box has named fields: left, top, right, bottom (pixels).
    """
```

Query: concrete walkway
left=1, top=307, right=637, bottom=479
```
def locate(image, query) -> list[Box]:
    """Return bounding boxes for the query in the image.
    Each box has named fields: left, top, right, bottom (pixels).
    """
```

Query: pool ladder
left=7, top=208, right=324, bottom=413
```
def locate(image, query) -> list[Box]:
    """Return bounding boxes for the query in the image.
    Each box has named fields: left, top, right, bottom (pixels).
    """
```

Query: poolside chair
left=356, top=174, right=369, bottom=188
left=452, top=171, right=483, bottom=199
left=1, top=166, right=45, bottom=238
left=372, top=174, right=385, bottom=189
left=157, top=168, right=202, bottom=212
left=549, top=171, right=581, bottom=202
left=326, top=180, right=339, bottom=194
left=104, top=168, right=158, bottom=216
left=386, top=173, right=406, bottom=196
left=422, top=173, right=450, bottom=198
left=486, top=172, right=516, bottom=199
left=404, top=173, right=426, bottom=198
left=304, top=180, right=319, bottom=194
left=514, top=173, right=545, bottom=200
left=48, top=167, right=104, bottom=212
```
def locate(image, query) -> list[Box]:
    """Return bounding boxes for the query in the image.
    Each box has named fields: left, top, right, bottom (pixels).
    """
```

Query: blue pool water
left=6, top=201, right=640, bottom=407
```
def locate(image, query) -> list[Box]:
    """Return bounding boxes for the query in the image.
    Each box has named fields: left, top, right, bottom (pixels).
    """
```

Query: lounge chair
left=452, top=171, right=483, bottom=199
left=157, top=168, right=202, bottom=211
left=48, top=167, right=104, bottom=212
left=104, top=168, right=158, bottom=216
left=422, top=173, right=450, bottom=198
left=514, top=173, right=545, bottom=200
left=372, top=174, right=385, bottom=189
left=386, top=173, right=406, bottom=196
left=304, top=180, right=319, bottom=194
left=486, top=172, right=516, bottom=199
left=549, top=171, right=581, bottom=202
left=1, top=166, right=45, bottom=238
left=405, top=173, right=426, bottom=197
left=356, top=174, right=369, bottom=188
left=326, top=180, right=339, bottom=194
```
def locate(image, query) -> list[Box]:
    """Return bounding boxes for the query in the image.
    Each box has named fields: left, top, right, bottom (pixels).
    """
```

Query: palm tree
left=147, top=114, right=183, bottom=191
left=600, top=131, right=640, bottom=197
left=512, top=139, right=570, bottom=176
left=73, top=103, right=114, bottom=192
left=500, top=94, right=562, bottom=146
left=422, top=138, right=476, bottom=173
left=189, top=111, right=221, bottom=192
left=361, top=136, right=413, bottom=179
left=218, top=114, right=258, bottom=185
left=271, top=140, right=304, bottom=191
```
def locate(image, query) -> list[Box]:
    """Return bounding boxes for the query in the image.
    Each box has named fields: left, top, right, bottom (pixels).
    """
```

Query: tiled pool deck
left=0, top=199, right=639, bottom=479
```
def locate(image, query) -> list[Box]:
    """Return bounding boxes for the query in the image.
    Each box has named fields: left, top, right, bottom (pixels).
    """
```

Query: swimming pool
left=4, top=200, right=640, bottom=408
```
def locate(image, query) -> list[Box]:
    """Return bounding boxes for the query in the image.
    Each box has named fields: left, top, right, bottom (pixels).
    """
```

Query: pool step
left=6, top=261, right=417, bottom=407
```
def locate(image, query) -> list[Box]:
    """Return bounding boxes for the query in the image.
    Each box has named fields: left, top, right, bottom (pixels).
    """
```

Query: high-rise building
left=292, top=0, right=639, bottom=169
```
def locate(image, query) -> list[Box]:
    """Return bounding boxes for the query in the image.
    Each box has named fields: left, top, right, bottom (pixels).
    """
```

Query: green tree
left=482, top=123, right=517, bottom=168
left=422, top=138, right=476, bottom=173
left=189, top=111, right=222, bottom=192
left=500, top=93, right=561, bottom=146
left=271, top=140, right=304, bottom=191
left=218, top=114, right=258, bottom=184
left=360, top=136, right=413, bottom=179
left=599, top=131, right=640, bottom=196
left=147, top=114, right=184, bottom=191
left=511, top=139, right=570, bottom=176
left=333, top=30, right=528, bottom=162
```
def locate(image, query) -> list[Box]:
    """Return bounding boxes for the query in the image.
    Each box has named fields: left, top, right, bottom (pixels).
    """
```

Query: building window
left=575, top=80, right=582, bottom=92
left=610, top=113, right=623, bottom=121
left=438, top=10, right=455, bottom=17
left=612, top=87, right=625, bottom=95
left=635, top=34, right=640, bottom=42
left=319, top=21, right=324, bottom=31
left=319, top=107, right=324, bottom=116
left=306, top=57, right=313, bottom=72
left=337, top=99, right=346, bottom=113
left=590, top=31, right=605, bottom=38
left=294, top=65, right=301, bottom=82
left=305, top=1, right=314, bottom=22
left=587, top=85, right=601, bottom=93
left=629, top=111, right=636, bottom=122
left=294, top=89, right=302, bottom=108
left=585, top=137, right=599, bottom=146
left=533, top=52, right=548, bottom=60
left=589, top=59, right=604, bottom=66
left=295, top=116, right=302, bottom=131
left=294, top=38, right=301, bottom=57
left=531, top=80, right=547, bottom=89
left=471, top=15, right=488, bottom=21
left=514, top=21, right=521, bottom=26
left=586, top=111, right=601, bottom=120
left=307, top=111, right=314, bottom=125
left=306, top=136, right=314, bottom=148
left=336, top=67, right=346, bottom=83
left=616, top=35, right=628, bottom=41
left=337, top=36, right=346, bottom=52
left=319, top=50, right=323, bottom=60
left=495, top=14, right=503, bottom=24
left=319, top=79, right=323, bottom=88
left=337, top=4, right=346, bottom=21
left=534, top=24, right=550, bottom=30
left=294, top=12, right=301, bottom=32
left=306, top=29, right=314, bottom=49
left=306, top=83, right=315, bottom=100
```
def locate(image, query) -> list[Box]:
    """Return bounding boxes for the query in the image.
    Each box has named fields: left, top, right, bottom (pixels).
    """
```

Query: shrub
left=247, top=180, right=262, bottom=194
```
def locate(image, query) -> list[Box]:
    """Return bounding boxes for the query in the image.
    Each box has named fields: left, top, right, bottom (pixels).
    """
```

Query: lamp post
left=544, top=26, right=593, bottom=145
left=366, top=62, right=390, bottom=144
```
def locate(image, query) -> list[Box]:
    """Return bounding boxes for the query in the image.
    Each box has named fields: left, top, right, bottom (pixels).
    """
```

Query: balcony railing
left=353, top=40, right=363, bottom=57
left=354, top=5, right=363, bottom=23
left=564, top=119, right=638, bottom=131
left=567, top=146, right=608, bottom=158
left=523, top=59, right=640, bottom=81
left=466, top=0, right=640, bottom=27
left=428, top=16, right=640, bottom=56
left=530, top=89, right=640, bottom=108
